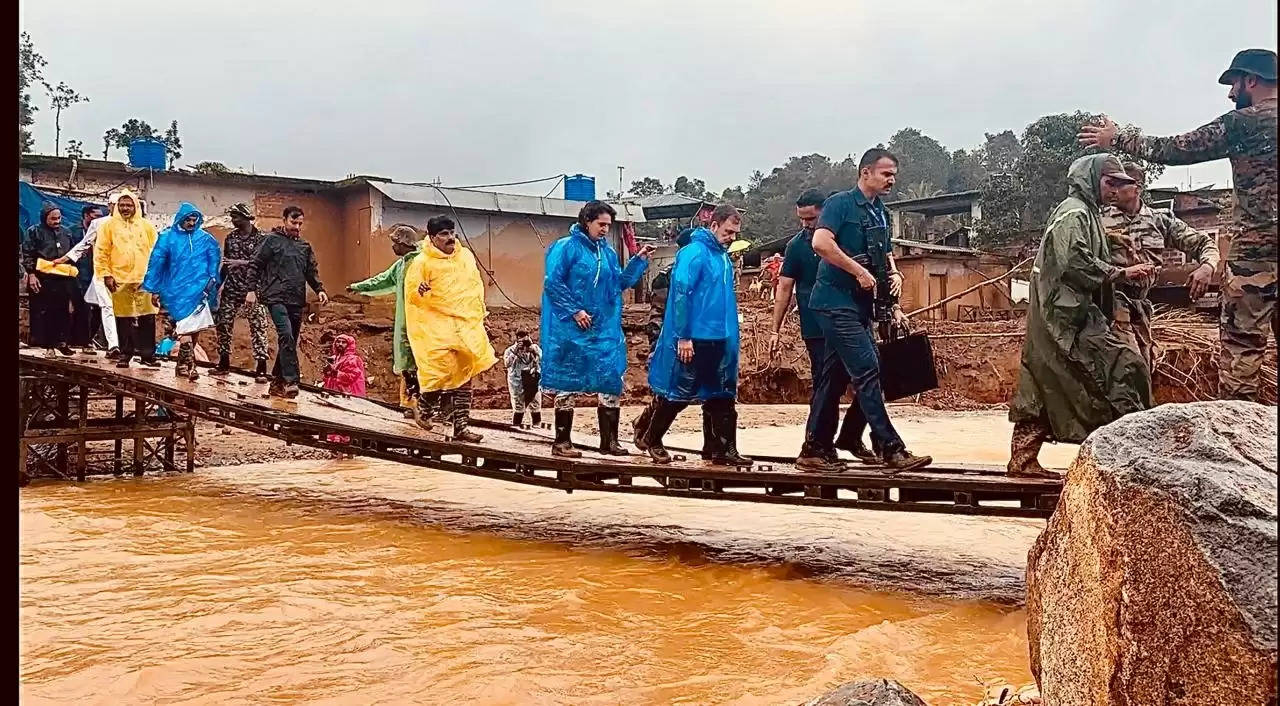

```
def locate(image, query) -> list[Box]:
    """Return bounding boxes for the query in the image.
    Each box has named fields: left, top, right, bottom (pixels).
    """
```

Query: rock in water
left=1027, top=401, right=1277, bottom=705
left=803, top=678, right=927, bottom=706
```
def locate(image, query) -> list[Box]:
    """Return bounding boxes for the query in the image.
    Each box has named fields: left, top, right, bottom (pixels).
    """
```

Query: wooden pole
left=907, top=256, right=1034, bottom=318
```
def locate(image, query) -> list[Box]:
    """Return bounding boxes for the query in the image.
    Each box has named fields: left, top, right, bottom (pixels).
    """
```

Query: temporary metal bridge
left=18, top=350, right=1061, bottom=518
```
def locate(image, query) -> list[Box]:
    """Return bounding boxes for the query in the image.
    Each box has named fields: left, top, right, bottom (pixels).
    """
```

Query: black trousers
left=69, top=285, right=98, bottom=347
left=268, top=304, right=305, bottom=384
left=117, top=314, right=157, bottom=362
left=30, top=275, right=76, bottom=348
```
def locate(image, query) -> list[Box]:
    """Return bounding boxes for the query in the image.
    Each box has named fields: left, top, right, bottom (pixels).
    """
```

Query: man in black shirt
left=247, top=205, right=328, bottom=398
left=22, top=203, right=77, bottom=356
left=804, top=149, right=931, bottom=473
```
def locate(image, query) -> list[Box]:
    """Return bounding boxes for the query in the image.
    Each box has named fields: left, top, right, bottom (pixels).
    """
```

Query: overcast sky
left=21, top=0, right=1277, bottom=196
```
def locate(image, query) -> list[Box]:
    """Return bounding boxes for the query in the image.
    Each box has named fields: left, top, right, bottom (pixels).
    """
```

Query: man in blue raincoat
left=540, top=200, right=653, bottom=457
left=142, top=203, right=222, bottom=381
left=642, top=204, right=751, bottom=467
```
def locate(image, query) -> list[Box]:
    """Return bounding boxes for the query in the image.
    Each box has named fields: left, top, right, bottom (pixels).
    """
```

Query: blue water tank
left=127, top=138, right=166, bottom=170
left=564, top=174, right=595, bottom=201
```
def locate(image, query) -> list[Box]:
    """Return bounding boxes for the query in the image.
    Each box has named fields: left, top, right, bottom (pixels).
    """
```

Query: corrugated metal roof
left=368, top=181, right=645, bottom=222
left=891, top=238, right=978, bottom=255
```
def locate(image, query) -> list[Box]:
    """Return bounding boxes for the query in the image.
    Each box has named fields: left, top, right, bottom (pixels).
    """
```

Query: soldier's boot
left=1007, top=420, right=1057, bottom=479
left=552, top=409, right=582, bottom=458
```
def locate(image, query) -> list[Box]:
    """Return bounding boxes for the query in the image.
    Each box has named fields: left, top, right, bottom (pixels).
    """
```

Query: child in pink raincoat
left=322, top=334, right=367, bottom=450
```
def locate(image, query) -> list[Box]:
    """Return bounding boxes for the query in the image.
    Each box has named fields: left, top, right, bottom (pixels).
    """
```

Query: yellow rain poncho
left=404, top=242, right=497, bottom=392
left=93, top=189, right=159, bottom=316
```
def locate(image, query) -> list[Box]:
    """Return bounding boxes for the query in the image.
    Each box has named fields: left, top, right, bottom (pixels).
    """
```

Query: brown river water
left=21, top=418, right=1064, bottom=705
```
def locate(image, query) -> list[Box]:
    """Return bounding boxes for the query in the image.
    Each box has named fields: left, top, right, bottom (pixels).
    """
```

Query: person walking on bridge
left=94, top=189, right=160, bottom=369
left=142, top=202, right=222, bottom=381
left=1007, top=154, right=1153, bottom=478
left=247, top=206, right=328, bottom=398
left=540, top=200, right=652, bottom=458
left=642, top=204, right=751, bottom=467
left=347, top=224, right=423, bottom=417
left=22, top=203, right=77, bottom=357
left=404, top=216, right=495, bottom=443
left=1079, top=48, right=1277, bottom=401
left=210, top=203, right=271, bottom=380
left=58, top=193, right=121, bottom=357
left=631, top=227, right=695, bottom=450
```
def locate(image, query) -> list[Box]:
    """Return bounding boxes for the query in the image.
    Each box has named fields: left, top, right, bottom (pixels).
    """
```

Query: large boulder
left=803, top=678, right=927, bottom=706
left=1027, top=401, right=1277, bottom=705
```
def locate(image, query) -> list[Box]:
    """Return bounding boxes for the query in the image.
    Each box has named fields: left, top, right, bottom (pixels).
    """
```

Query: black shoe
left=511, top=412, right=524, bottom=427
left=647, top=446, right=672, bottom=464
left=710, top=450, right=753, bottom=467
left=115, top=357, right=131, bottom=369
left=454, top=429, right=484, bottom=444
left=796, top=455, right=843, bottom=472
left=882, top=450, right=932, bottom=474
left=106, top=347, right=120, bottom=360
left=139, top=358, right=161, bottom=368
left=597, top=407, right=630, bottom=456
left=838, top=439, right=882, bottom=465
left=530, top=412, right=541, bottom=427
left=209, top=364, right=231, bottom=376
left=254, top=359, right=269, bottom=383
left=56, top=345, right=75, bottom=357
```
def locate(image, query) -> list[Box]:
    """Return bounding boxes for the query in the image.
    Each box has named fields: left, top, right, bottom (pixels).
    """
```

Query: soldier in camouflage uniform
left=1100, top=163, right=1220, bottom=366
left=209, top=203, right=271, bottom=380
left=1080, top=48, right=1277, bottom=401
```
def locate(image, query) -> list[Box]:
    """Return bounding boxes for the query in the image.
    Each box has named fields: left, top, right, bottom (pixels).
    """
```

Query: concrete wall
left=897, top=255, right=1012, bottom=320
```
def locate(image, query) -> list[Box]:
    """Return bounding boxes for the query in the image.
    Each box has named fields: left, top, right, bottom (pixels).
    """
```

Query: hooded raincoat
left=403, top=242, right=497, bottom=392
left=142, top=203, right=222, bottom=328
left=93, top=189, right=159, bottom=317
left=349, top=248, right=419, bottom=374
left=323, top=334, right=368, bottom=397
left=539, top=224, right=649, bottom=396
left=647, top=227, right=740, bottom=401
left=1008, top=154, right=1152, bottom=443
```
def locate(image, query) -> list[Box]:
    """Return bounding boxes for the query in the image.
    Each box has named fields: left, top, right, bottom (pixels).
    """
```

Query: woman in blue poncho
left=642, top=204, right=750, bottom=467
left=142, top=202, right=221, bottom=381
left=540, top=200, right=652, bottom=457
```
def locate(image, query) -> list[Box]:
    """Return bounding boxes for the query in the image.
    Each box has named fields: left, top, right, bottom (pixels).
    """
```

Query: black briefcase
left=877, top=332, right=939, bottom=401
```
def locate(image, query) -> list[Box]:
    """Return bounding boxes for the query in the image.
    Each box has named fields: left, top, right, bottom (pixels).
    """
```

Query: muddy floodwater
left=21, top=413, right=1070, bottom=705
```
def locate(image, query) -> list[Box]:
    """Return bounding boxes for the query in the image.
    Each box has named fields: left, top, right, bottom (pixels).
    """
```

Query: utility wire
left=410, top=173, right=567, bottom=190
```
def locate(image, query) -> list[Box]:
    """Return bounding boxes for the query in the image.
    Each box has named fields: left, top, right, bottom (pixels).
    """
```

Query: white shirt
left=65, top=215, right=111, bottom=263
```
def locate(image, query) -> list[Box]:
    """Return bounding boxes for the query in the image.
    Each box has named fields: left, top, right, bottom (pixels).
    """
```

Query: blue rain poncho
left=539, top=224, right=649, bottom=396
left=142, top=202, right=222, bottom=321
left=648, top=227, right=740, bottom=401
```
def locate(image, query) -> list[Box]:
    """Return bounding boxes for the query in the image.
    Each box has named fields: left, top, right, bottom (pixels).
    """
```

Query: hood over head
left=332, top=334, right=358, bottom=356
left=169, top=202, right=205, bottom=233
left=40, top=202, right=61, bottom=228
left=1066, top=154, right=1132, bottom=209
left=113, top=188, right=142, bottom=222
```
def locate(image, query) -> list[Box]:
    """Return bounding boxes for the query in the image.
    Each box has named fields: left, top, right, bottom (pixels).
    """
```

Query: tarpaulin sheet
left=19, top=181, right=106, bottom=237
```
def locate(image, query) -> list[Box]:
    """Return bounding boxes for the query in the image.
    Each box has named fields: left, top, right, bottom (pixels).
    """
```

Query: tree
left=980, top=130, right=1022, bottom=174
left=945, top=148, right=986, bottom=192
left=741, top=153, right=858, bottom=245
left=103, top=119, right=157, bottom=159
left=719, top=185, right=747, bottom=206
left=44, top=81, right=88, bottom=157
left=627, top=177, right=664, bottom=196
left=886, top=127, right=952, bottom=196
left=19, top=32, right=47, bottom=153
left=163, top=120, right=182, bottom=164
left=64, top=140, right=86, bottom=159
left=671, top=175, right=711, bottom=200
left=191, top=161, right=230, bottom=175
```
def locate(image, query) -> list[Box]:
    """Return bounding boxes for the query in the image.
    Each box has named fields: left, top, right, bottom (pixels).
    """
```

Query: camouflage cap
left=1122, top=161, right=1146, bottom=186
left=1219, top=48, right=1278, bottom=84
left=389, top=224, right=422, bottom=247
left=1099, top=155, right=1137, bottom=183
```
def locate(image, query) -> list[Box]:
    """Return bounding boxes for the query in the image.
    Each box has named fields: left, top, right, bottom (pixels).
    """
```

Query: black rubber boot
left=530, top=412, right=542, bottom=427
left=512, top=411, right=524, bottom=427
left=254, top=358, right=269, bottom=383
left=552, top=409, right=581, bottom=458
left=708, top=405, right=752, bottom=467
left=632, top=400, right=656, bottom=451
left=642, top=399, right=683, bottom=465
left=597, top=406, right=630, bottom=456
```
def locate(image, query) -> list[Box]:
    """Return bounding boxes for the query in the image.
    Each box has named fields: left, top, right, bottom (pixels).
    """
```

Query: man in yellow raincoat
left=93, top=189, right=160, bottom=368
left=404, top=215, right=497, bottom=443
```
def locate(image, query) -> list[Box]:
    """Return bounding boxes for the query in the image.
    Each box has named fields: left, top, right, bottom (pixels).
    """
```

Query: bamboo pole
left=907, top=256, right=1034, bottom=318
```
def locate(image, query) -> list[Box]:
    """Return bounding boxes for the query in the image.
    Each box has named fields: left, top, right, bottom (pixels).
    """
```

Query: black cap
left=1219, top=48, right=1277, bottom=84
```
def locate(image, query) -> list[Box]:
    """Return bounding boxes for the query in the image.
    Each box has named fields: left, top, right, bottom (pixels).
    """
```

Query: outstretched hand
left=1077, top=116, right=1118, bottom=149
